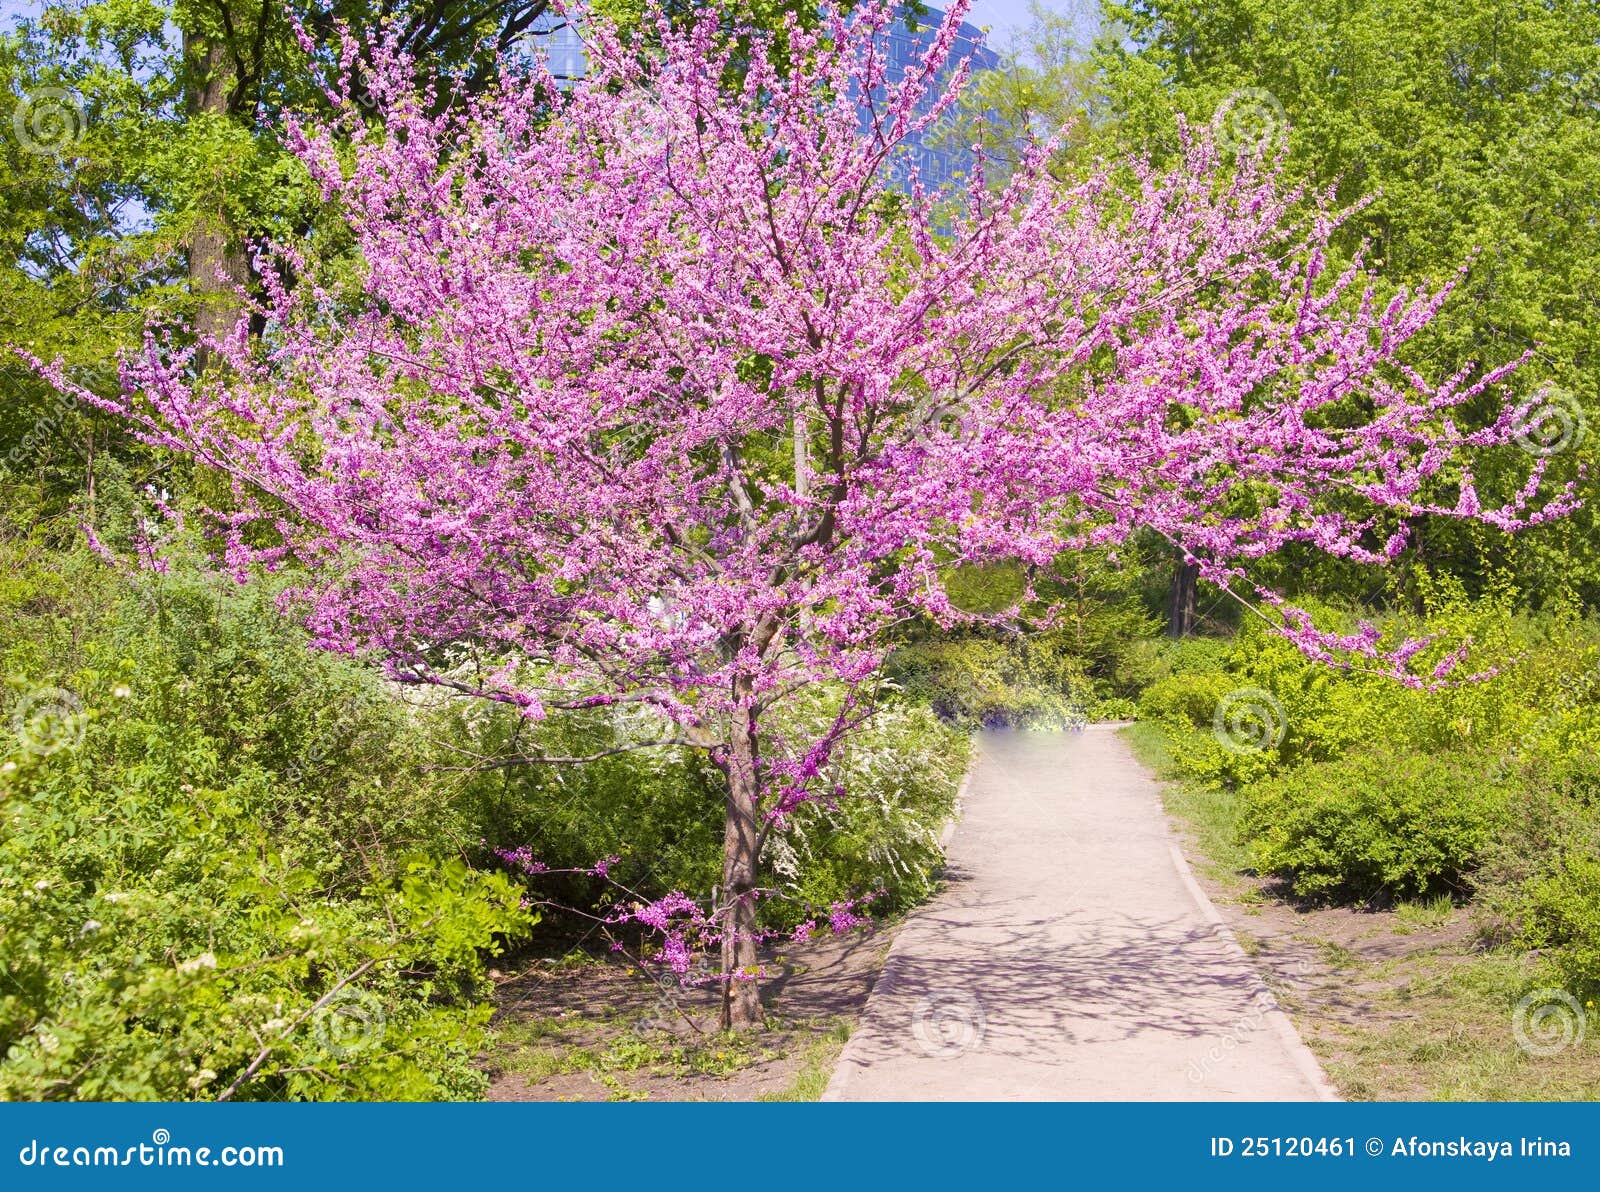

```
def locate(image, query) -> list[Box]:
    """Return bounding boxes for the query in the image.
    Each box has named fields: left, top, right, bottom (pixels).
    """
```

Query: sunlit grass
left=755, top=1021, right=852, bottom=1102
left=1322, top=952, right=1600, bottom=1101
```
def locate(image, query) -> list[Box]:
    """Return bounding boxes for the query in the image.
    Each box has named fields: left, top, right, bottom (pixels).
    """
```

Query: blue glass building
left=524, top=4, right=998, bottom=191
left=527, top=7, right=588, bottom=84
left=878, top=7, right=1002, bottom=192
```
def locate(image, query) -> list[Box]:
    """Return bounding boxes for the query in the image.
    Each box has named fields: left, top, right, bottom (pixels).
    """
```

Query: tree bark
left=183, top=32, right=250, bottom=360
left=718, top=696, right=764, bottom=1030
left=793, top=408, right=810, bottom=501
left=1167, top=556, right=1199, bottom=638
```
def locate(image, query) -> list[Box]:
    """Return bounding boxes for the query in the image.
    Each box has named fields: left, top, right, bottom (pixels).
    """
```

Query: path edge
left=1163, top=839, right=1342, bottom=1102
left=820, top=747, right=975, bottom=1101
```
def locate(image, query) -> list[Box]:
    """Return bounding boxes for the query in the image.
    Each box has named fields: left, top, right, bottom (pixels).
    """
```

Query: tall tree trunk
left=183, top=32, right=250, bottom=359
left=793, top=409, right=810, bottom=501
left=1167, top=556, right=1198, bottom=638
left=718, top=695, right=763, bottom=1030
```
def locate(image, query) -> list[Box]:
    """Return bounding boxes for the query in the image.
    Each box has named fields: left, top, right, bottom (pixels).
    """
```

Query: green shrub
left=885, top=636, right=1092, bottom=727
left=1518, top=855, right=1600, bottom=999
left=1091, top=696, right=1139, bottom=721
left=1138, top=590, right=1600, bottom=787
left=1135, top=670, right=1282, bottom=786
left=1477, top=774, right=1600, bottom=998
left=0, top=545, right=532, bottom=1100
left=1138, top=587, right=1600, bottom=999
left=1153, top=635, right=1233, bottom=678
left=1217, top=588, right=1600, bottom=769
left=1237, top=750, right=1511, bottom=901
left=765, top=698, right=968, bottom=924
left=464, top=702, right=729, bottom=912
left=1137, top=671, right=1237, bottom=729
left=0, top=528, right=972, bottom=1099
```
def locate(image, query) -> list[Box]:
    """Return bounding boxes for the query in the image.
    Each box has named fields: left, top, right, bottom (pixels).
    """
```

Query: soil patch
left=483, top=927, right=896, bottom=1101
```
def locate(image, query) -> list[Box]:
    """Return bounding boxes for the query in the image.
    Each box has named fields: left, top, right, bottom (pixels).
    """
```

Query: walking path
left=824, top=725, right=1338, bottom=1101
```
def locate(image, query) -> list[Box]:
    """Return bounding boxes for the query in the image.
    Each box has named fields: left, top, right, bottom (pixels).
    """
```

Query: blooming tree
left=67, top=1, right=1574, bottom=1026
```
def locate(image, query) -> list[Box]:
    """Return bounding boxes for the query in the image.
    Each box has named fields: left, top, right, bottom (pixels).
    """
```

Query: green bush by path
left=0, top=543, right=533, bottom=1101
left=0, top=535, right=973, bottom=1100
left=1517, top=855, right=1600, bottom=1000
left=762, top=698, right=968, bottom=926
left=1133, top=586, right=1600, bottom=997
left=1477, top=773, right=1600, bottom=1000
left=1237, top=751, right=1512, bottom=901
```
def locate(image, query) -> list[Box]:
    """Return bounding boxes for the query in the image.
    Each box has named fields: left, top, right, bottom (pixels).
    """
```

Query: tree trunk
left=1167, top=556, right=1198, bottom=638
left=183, top=32, right=250, bottom=359
left=793, top=409, right=810, bottom=500
left=718, top=698, right=763, bottom=1030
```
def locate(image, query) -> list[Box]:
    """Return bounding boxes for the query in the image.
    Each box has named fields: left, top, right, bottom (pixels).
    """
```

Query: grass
left=494, top=1015, right=575, bottom=1046
left=1316, top=941, right=1359, bottom=970
left=1320, top=952, right=1600, bottom=1101
left=1394, top=894, right=1456, bottom=932
left=493, top=1006, right=809, bottom=1100
left=755, top=1020, right=852, bottom=1102
left=501, top=1023, right=774, bottom=1076
left=1121, top=719, right=1176, bottom=775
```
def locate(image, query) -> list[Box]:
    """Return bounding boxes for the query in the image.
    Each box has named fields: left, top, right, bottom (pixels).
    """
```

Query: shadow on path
left=825, top=726, right=1337, bottom=1101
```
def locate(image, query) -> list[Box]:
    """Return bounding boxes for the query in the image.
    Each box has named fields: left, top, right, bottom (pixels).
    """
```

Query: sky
left=963, top=0, right=1100, bottom=51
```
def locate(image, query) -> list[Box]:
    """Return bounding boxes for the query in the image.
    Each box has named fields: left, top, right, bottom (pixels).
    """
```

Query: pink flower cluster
left=488, top=842, right=549, bottom=875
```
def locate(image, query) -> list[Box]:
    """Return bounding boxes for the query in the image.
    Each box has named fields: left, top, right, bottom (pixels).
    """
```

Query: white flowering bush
left=764, top=696, right=969, bottom=926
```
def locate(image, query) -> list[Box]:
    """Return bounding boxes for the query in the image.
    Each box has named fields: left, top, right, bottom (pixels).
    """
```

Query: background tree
left=1090, top=0, right=1600, bottom=612
left=935, top=0, right=1101, bottom=181
left=0, top=0, right=830, bottom=518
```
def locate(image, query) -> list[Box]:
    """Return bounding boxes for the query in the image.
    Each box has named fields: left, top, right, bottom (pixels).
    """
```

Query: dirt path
left=824, top=725, right=1339, bottom=1101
